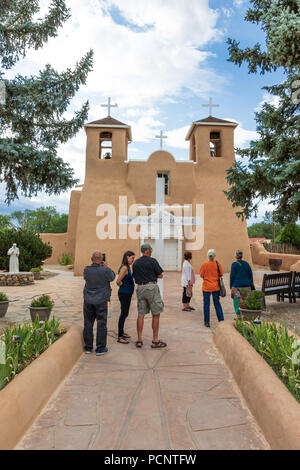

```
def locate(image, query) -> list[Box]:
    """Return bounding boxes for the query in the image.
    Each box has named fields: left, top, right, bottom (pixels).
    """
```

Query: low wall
left=0, top=324, right=84, bottom=450
left=214, top=321, right=300, bottom=450
left=40, top=233, right=68, bottom=264
left=0, top=273, right=34, bottom=286
left=251, top=241, right=300, bottom=271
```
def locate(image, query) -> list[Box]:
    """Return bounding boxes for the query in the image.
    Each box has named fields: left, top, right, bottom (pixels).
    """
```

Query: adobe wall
left=67, top=190, right=81, bottom=259
left=251, top=241, right=300, bottom=271
left=40, top=233, right=68, bottom=264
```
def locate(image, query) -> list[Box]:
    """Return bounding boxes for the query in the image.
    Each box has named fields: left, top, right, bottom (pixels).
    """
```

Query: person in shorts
left=132, top=243, right=167, bottom=349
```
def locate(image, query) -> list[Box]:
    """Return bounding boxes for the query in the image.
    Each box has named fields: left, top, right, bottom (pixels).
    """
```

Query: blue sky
left=0, top=0, right=286, bottom=224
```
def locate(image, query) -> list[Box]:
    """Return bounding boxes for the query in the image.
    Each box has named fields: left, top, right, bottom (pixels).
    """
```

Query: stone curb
left=0, top=324, right=84, bottom=450
left=213, top=321, right=300, bottom=450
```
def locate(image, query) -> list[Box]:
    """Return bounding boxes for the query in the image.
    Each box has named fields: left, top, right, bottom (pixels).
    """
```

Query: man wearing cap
left=132, top=243, right=167, bottom=349
left=83, top=251, right=115, bottom=356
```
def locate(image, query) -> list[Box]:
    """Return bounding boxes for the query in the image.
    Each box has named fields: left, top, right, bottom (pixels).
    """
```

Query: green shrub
left=30, top=294, right=54, bottom=311
left=275, top=223, right=300, bottom=249
left=236, top=319, right=300, bottom=402
left=240, top=290, right=264, bottom=310
left=0, top=228, right=52, bottom=271
left=0, top=317, right=65, bottom=390
left=30, top=267, right=42, bottom=273
left=58, top=253, right=74, bottom=266
left=0, top=292, right=8, bottom=302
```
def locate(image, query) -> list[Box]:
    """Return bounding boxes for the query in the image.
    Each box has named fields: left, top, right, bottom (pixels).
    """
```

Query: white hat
left=207, top=249, right=216, bottom=258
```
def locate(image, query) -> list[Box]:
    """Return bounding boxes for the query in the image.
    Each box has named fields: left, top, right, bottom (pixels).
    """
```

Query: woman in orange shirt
left=199, top=249, right=224, bottom=327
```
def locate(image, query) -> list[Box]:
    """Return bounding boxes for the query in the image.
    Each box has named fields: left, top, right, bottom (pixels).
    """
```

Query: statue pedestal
left=0, top=273, right=34, bottom=286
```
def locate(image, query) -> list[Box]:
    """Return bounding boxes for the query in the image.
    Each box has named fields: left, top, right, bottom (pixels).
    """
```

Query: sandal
left=189, top=307, right=195, bottom=310
left=151, top=340, right=167, bottom=349
left=136, top=341, right=143, bottom=348
left=118, top=337, right=129, bottom=344
left=182, top=307, right=191, bottom=311
left=122, top=333, right=131, bottom=339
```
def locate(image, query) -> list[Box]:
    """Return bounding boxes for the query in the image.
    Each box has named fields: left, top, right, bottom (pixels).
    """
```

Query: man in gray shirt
left=83, top=251, right=115, bottom=355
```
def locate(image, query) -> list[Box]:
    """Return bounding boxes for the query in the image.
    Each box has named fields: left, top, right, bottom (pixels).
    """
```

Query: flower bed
left=235, top=319, right=300, bottom=403
left=0, top=317, right=65, bottom=391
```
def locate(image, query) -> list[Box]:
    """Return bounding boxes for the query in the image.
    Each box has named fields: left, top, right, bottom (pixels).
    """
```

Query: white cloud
left=255, top=93, right=281, bottom=112
left=167, top=126, right=190, bottom=150
left=7, top=0, right=225, bottom=109
left=234, top=126, right=259, bottom=148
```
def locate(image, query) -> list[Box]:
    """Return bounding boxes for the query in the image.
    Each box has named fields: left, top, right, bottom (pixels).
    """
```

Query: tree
left=225, top=0, right=300, bottom=224
left=275, top=223, right=300, bottom=248
left=10, top=206, right=68, bottom=233
left=0, top=0, right=93, bottom=203
left=0, top=228, right=52, bottom=270
left=0, top=213, right=11, bottom=230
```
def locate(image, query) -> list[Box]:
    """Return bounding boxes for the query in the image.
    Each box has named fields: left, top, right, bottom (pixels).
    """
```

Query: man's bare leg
left=152, top=314, right=160, bottom=343
left=137, top=315, right=144, bottom=343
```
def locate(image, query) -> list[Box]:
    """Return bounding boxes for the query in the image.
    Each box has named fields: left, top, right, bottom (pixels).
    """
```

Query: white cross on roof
left=101, top=97, right=118, bottom=116
left=155, top=130, right=168, bottom=149
left=202, top=97, right=219, bottom=116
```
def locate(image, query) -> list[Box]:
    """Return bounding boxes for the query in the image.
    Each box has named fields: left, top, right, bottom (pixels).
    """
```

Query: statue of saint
left=7, top=244, right=20, bottom=273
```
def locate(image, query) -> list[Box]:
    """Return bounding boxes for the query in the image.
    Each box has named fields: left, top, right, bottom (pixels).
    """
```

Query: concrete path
left=15, top=272, right=268, bottom=450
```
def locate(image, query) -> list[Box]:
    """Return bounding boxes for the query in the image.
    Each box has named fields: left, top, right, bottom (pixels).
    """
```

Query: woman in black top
left=116, top=251, right=135, bottom=344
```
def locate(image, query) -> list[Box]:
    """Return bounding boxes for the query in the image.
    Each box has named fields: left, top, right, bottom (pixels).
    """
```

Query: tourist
left=116, top=251, right=135, bottom=344
left=181, top=251, right=196, bottom=311
left=132, top=243, right=167, bottom=349
left=230, top=250, right=254, bottom=316
left=83, top=251, right=115, bottom=356
left=199, top=249, right=224, bottom=327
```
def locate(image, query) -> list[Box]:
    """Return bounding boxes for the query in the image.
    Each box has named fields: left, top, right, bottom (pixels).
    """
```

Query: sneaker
left=204, top=322, right=210, bottom=328
left=95, top=347, right=109, bottom=356
left=85, top=349, right=93, bottom=354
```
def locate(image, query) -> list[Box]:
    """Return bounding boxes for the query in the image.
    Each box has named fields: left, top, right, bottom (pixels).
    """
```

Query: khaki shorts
left=137, top=284, right=164, bottom=316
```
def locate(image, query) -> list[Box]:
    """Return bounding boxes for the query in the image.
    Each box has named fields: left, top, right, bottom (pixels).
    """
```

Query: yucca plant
left=0, top=318, right=64, bottom=391
left=236, top=319, right=300, bottom=402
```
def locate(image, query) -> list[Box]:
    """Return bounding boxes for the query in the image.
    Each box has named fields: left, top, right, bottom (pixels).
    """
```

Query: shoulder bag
left=216, top=261, right=226, bottom=298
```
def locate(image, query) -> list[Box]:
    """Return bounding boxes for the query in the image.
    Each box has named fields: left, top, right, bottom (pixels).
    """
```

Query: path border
left=213, top=321, right=300, bottom=450
left=0, top=324, right=83, bottom=450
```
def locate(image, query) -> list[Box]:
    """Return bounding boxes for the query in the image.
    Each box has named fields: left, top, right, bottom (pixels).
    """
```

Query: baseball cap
left=141, top=243, right=153, bottom=253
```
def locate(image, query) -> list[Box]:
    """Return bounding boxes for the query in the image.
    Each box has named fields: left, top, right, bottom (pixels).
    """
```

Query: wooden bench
left=258, top=272, right=294, bottom=306
left=291, top=271, right=300, bottom=303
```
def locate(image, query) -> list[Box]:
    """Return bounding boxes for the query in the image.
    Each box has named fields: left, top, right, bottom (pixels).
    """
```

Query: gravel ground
left=261, top=305, right=300, bottom=336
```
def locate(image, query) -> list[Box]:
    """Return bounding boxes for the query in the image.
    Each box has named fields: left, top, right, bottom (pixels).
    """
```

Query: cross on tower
left=155, top=130, right=168, bottom=150
left=202, top=97, right=219, bottom=116
left=101, top=97, right=118, bottom=116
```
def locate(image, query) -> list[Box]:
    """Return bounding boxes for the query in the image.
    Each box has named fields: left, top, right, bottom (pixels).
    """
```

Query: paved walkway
left=12, top=270, right=269, bottom=450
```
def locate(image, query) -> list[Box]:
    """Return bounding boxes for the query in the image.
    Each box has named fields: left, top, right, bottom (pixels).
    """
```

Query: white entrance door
left=144, top=239, right=178, bottom=271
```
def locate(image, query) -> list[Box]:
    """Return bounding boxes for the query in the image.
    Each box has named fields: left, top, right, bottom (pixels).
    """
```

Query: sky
left=0, top=0, right=285, bottom=224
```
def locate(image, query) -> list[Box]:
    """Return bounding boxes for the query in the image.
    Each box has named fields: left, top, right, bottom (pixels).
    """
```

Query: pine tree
left=0, top=0, right=93, bottom=203
left=225, top=0, right=300, bottom=224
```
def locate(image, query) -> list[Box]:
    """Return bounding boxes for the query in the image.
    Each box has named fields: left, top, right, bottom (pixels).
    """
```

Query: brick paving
left=5, top=267, right=273, bottom=450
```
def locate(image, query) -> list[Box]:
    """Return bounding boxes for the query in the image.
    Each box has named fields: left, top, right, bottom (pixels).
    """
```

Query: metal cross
left=155, top=130, right=168, bottom=150
left=101, top=97, right=118, bottom=116
left=202, top=96, right=219, bottom=116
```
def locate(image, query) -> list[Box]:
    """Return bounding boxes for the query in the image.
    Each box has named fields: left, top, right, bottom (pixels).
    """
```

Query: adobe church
left=42, top=100, right=251, bottom=276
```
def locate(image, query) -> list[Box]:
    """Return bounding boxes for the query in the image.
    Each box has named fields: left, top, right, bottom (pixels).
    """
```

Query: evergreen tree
left=0, top=0, right=93, bottom=203
left=225, top=0, right=300, bottom=224
left=275, top=223, right=300, bottom=248
left=11, top=206, right=68, bottom=232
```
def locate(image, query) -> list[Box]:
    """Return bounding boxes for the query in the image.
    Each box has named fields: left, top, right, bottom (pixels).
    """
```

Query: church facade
left=42, top=113, right=251, bottom=275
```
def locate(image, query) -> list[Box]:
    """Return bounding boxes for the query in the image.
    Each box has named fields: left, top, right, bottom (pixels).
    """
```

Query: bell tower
left=84, top=115, right=132, bottom=173
left=186, top=116, right=238, bottom=164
